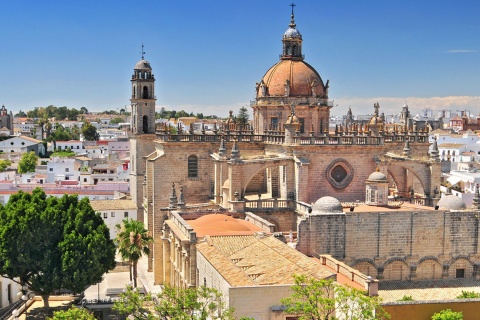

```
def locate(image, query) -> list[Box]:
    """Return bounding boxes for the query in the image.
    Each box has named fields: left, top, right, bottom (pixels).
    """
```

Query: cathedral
left=128, top=6, right=480, bottom=294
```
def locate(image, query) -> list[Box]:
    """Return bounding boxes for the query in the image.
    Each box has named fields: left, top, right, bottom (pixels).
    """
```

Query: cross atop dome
left=141, top=43, right=145, bottom=60
left=290, top=3, right=296, bottom=28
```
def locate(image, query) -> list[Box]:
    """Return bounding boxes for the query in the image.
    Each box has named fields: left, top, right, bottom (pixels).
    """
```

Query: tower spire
left=141, top=43, right=145, bottom=60
left=290, top=3, right=296, bottom=28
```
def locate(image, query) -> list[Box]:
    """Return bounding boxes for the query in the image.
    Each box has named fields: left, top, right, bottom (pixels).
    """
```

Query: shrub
left=456, top=290, right=480, bottom=299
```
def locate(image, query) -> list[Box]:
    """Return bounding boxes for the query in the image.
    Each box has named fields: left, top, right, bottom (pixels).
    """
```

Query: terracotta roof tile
left=196, top=235, right=335, bottom=287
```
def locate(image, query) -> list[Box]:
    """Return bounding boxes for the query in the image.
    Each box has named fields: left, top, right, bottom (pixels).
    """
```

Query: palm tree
left=115, top=218, right=152, bottom=288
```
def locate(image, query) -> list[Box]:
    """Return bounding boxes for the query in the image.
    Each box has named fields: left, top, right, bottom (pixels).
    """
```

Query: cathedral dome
left=283, top=27, right=302, bottom=39
left=259, top=60, right=325, bottom=97
left=312, top=196, right=344, bottom=214
left=437, top=195, right=466, bottom=211
left=134, top=59, right=152, bottom=70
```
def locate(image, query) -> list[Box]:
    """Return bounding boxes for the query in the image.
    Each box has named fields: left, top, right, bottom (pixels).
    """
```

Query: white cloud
left=150, top=96, right=480, bottom=119
left=334, top=96, right=480, bottom=116
left=446, top=49, right=479, bottom=53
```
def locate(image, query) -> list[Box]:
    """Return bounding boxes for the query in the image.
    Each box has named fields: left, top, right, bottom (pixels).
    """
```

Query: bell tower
left=130, top=45, right=156, bottom=134
left=130, top=45, right=156, bottom=225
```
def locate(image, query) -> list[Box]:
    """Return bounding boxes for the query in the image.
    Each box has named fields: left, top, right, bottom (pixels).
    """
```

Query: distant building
left=0, top=136, right=44, bottom=155
left=0, top=105, right=14, bottom=136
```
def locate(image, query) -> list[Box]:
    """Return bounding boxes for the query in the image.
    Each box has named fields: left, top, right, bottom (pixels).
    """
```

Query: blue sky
left=1, top=0, right=480, bottom=118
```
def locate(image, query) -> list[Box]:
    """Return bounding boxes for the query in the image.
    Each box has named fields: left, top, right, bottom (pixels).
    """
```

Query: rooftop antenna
left=141, top=43, right=145, bottom=60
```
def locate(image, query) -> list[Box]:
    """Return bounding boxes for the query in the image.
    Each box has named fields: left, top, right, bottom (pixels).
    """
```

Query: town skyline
left=1, top=0, right=480, bottom=118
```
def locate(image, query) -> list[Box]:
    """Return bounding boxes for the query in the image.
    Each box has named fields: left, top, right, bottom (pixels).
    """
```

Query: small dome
left=367, top=171, right=387, bottom=182
left=134, top=59, right=152, bottom=70
left=312, top=196, right=343, bottom=214
left=283, top=27, right=302, bottom=39
left=368, top=115, right=383, bottom=125
left=437, top=195, right=466, bottom=211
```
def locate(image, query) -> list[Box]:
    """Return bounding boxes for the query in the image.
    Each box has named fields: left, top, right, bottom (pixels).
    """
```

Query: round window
left=326, top=159, right=354, bottom=189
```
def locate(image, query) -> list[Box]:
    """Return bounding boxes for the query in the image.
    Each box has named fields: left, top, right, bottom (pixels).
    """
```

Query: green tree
left=281, top=275, right=389, bottom=320
left=0, top=188, right=116, bottom=314
left=110, top=117, right=125, bottom=124
left=47, top=307, right=96, bottom=320
left=68, top=108, right=80, bottom=120
left=14, top=110, right=27, bottom=117
left=113, top=285, right=235, bottom=320
left=115, top=218, right=153, bottom=288
left=0, top=159, right=12, bottom=172
left=18, top=151, right=38, bottom=173
left=82, top=121, right=99, bottom=141
left=80, top=107, right=89, bottom=114
left=55, top=106, right=69, bottom=120
left=236, top=106, right=249, bottom=126
left=431, top=309, right=463, bottom=320
left=68, top=124, right=80, bottom=140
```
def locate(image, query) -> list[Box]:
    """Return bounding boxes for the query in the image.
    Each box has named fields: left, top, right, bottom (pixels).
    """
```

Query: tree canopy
left=113, top=284, right=235, bottom=320
left=0, top=188, right=116, bottom=313
left=81, top=121, right=99, bottom=141
left=47, top=307, right=96, bottom=320
left=431, top=309, right=463, bottom=320
left=0, top=159, right=12, bottom=172
left=27, top=105, right=80, bottom=121
left=281, top=274, right=389, bottom=320
left=18, top=151, right=38, bottom=173
left=115, top=218, right=152, bottom=288
left=236, top=106, right=250, bottom=125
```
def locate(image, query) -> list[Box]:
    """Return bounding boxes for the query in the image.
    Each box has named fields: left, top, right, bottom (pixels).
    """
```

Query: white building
left=107, top=139, right=130, bottom=159
left=97, top=129, right=128, bottom=140
left=445, top=170, right=480, bottom=208
left=46, top=157, right=79, bottom=183
left=85, top=145, right=104, bottom=159
left=56, top=140, right=85, bottom=154
left=89, top=199, right=137, bottom=239
left=0, top=136, right=45, bottom=155
left=0, top=278, right=22, bottom=309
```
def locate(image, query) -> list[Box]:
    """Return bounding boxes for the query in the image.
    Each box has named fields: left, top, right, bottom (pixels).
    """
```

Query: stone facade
left=297, top=207, right=480, bottom=281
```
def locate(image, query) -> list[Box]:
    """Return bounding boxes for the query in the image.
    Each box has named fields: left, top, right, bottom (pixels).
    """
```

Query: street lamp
left=13, top=285, right=35, bottom=319
left=11, top=309, right=19, bottom=319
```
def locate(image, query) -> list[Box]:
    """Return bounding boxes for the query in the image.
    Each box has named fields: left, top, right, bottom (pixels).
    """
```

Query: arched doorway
left=142, top=86, right=149, bottom=99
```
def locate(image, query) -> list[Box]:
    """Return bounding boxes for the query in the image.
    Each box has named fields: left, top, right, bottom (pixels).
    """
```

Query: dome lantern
left=365, top=166, right=389, bottom=207
left=282, top=3, right=303, bottom=61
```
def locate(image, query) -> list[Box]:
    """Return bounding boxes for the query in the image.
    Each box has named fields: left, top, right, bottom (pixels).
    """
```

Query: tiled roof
left=196, top=235, right=335, bottom=287
left=438, top=143, right=465, bottom=148
left=188, top=214, right=262, bottom=237
left=18, top=136, right=42, bottom=143
left=379, top=279, right=480, bottom=303
left=90, top=199, right=137, bottom=211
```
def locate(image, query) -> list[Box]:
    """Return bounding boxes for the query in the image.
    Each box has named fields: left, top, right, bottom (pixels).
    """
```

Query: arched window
left=143, top=116, right=149, bottom=133
left=142, top=86, right=149, bottom=99
left=188, top=155, right=198, bottom=178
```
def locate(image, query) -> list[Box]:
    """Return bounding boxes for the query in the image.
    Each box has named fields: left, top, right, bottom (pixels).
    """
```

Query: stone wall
left=297, top=209, right=480, bottom=281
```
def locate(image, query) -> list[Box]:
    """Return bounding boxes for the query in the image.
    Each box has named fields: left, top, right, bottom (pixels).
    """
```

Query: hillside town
left=1, top=4, right=480, bottom=320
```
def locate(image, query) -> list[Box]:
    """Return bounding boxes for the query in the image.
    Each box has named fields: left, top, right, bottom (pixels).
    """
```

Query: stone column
left=162, top=237, right=171, bottom=285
